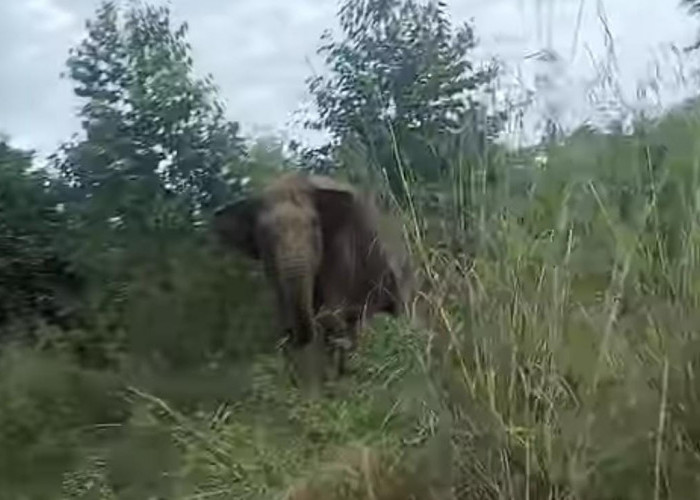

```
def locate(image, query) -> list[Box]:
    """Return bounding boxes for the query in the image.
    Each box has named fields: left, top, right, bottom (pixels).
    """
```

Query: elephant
left=212, top=171, right=412, bottom=384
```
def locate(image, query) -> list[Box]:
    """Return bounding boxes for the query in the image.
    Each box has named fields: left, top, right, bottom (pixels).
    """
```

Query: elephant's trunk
left=275, top=256, right=317, bottom=347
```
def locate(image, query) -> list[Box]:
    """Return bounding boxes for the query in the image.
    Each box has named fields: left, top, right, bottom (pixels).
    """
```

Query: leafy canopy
left=304, top=0, right=504, bottom=195
left=51, top=0, right=246, bottom=237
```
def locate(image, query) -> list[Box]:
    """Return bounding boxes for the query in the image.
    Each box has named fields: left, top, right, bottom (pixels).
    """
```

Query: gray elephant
left=212, top=171, right=412, bottom=384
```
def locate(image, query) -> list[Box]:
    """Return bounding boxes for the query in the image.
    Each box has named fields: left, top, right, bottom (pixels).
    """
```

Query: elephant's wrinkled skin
left=212, top=171, right=412, bottom=383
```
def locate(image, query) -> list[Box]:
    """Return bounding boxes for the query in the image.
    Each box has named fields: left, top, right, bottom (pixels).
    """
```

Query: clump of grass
left=0, top=344, right=127, bottom=499
left=54, top=318, right=443, bottom=499
left=387, top=100, right=700, bottom=499
left=282, top=443, right=446, bottom=500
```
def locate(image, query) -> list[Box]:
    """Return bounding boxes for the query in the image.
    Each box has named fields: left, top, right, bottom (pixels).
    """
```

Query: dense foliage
left=301, top=0, right=505, bottom=201
left=54, top=2, right=245, bottom=218
left=0, top=140, right=84, bottom=339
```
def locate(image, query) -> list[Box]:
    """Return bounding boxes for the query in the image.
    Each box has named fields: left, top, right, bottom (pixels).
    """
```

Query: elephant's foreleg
left=316, top=307, right=361, bottom=378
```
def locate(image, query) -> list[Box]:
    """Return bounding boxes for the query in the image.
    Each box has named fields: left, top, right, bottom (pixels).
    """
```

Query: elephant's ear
left=212, top=197, right=262, bottom=259
left=307, top=175, right=357, bottom=234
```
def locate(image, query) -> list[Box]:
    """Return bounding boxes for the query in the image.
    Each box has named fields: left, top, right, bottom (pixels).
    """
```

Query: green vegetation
left=2, top=0, right=700, bottom=498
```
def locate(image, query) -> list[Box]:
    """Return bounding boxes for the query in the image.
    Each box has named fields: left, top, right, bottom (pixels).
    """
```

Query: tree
left=51, top=1, right=246, bottom=245
left=0, top=138, right=83, bottom=338
left=304, top=0, right=505, bottom=197
left=41, top=2, right=252, bottom=367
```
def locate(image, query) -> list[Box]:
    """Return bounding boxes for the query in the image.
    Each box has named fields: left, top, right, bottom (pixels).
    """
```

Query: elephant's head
left=212, top=172, right=357, bottom=347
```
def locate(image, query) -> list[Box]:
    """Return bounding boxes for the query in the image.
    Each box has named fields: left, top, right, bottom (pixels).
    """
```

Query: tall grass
left=387, top=99, right=700, bottom=498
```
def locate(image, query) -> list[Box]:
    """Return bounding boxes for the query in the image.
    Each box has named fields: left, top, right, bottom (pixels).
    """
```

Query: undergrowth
left=5, top=90, right=700, bottom=500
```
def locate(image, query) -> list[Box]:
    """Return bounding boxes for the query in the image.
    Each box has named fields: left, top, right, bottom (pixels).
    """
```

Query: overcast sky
left=1, top=0, right=699, bottom=161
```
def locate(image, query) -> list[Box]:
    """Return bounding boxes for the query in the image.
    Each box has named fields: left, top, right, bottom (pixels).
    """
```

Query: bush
left=0, top=346, right=127, bottom=499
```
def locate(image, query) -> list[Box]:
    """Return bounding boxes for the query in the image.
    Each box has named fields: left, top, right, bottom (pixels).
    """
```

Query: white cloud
left=0, top=0, right=699, bottom=161
left=26, top=0, right=76, bottom=32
